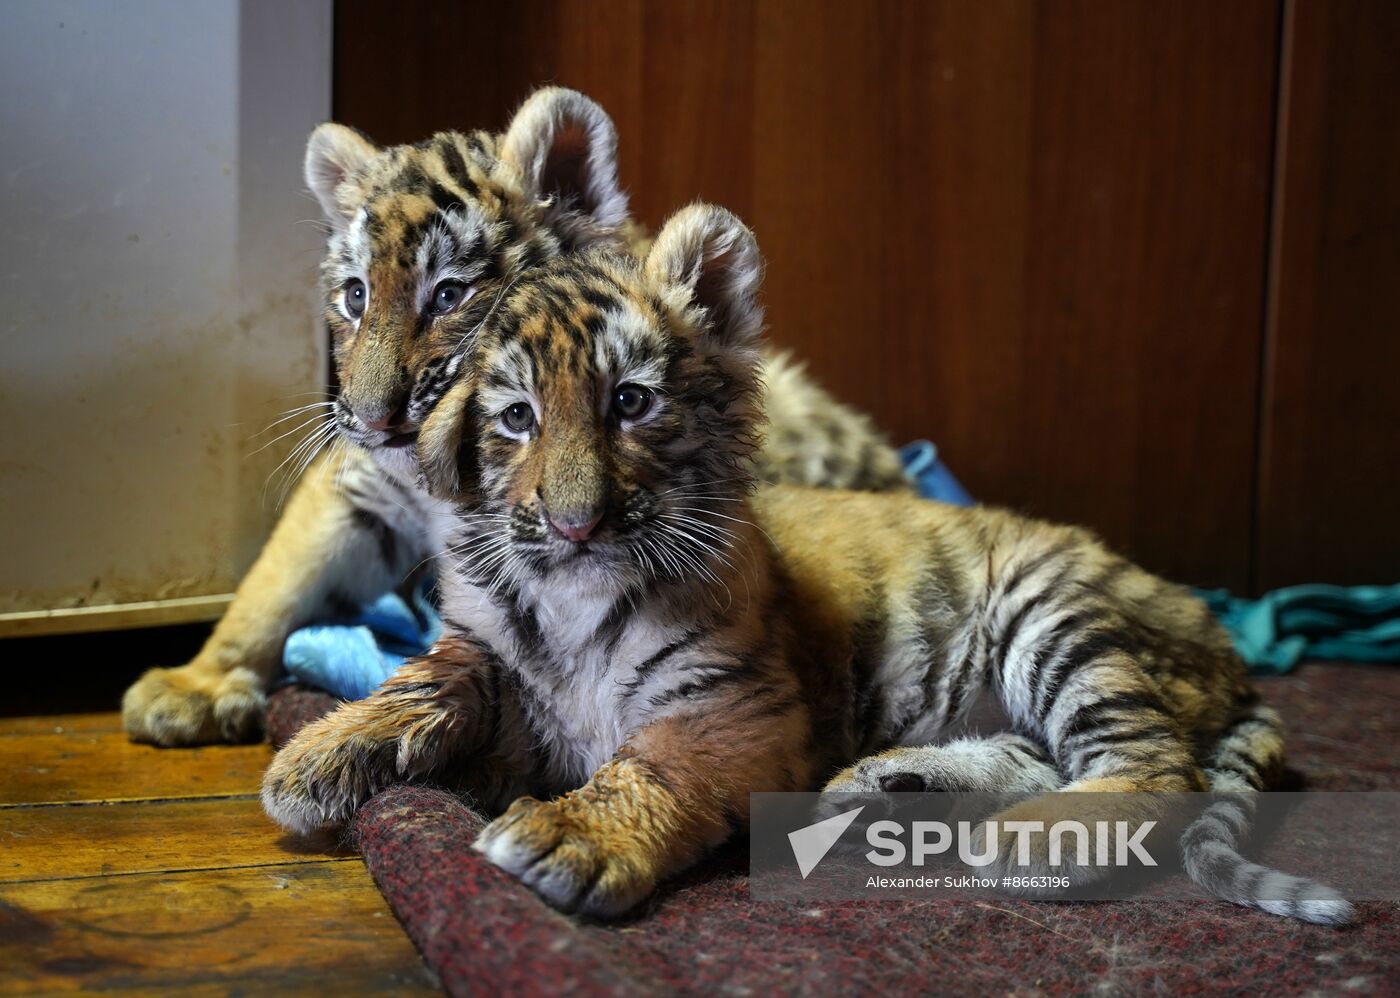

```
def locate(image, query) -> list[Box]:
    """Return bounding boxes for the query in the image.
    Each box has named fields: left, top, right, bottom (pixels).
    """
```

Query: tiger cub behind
left=261, top=203, right=1349, bottom=925
left=121, top=86, right=907, bottom=749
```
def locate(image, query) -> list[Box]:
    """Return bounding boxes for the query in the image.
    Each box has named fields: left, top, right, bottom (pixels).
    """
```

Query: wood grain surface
left=334, top=0, right=1286, bottom=590
left=0, top=713, right=435, bottom=995
left=0, top=725, right=274, bottom=807
left=1255, top=0, right=1400, bottom=589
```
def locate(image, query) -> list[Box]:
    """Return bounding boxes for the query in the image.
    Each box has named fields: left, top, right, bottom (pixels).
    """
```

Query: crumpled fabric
left=282, top=582, right=440, bottom=700
left=900, top=440, right=974, bottom=506
left=1194, top=584, right=1400, bottom=673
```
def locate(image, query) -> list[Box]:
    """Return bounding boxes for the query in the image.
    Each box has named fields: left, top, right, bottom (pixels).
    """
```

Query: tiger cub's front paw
left=261, top=718, right=398, bottom=835
left=474, top=796, right=659, bottom=918
left=122, top=664, right=266, bottom=746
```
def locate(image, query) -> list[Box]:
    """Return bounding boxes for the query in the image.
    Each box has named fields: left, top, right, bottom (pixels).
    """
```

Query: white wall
left=0, top=1, right=332, bottom=631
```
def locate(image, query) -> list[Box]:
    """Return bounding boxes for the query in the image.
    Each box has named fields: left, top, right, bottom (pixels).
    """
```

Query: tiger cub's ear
left=305, top=123, right=380, bottom=231
left=499, top=88, right=628, bottom=240
left=416, top=376, right=477, bottom=500
left=644, top=203, right=764, bottom=349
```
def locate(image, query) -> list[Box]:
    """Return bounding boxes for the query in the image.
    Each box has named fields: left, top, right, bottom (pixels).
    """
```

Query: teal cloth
left=1193, top=584, right=1400, bottom=674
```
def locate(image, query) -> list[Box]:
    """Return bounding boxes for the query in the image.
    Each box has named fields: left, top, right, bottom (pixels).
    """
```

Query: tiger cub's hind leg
left=123, top=449, right=432, bottom=745
left=979, top=642, right=1208, bottom=891
left=966, top=538, right=1219, bottom=890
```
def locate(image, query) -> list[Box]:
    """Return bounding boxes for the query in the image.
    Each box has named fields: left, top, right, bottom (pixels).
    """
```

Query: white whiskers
left=252, top=399, right=343, bottom=508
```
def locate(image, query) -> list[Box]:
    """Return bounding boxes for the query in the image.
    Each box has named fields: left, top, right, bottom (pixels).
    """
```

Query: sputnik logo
left=788, top=806, right=864, bottom=878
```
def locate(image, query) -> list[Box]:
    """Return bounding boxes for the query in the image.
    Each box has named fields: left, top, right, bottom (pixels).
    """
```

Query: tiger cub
left=260, top=203, right=1349, bottom=924
left=122, top=87, right=906, bottom=748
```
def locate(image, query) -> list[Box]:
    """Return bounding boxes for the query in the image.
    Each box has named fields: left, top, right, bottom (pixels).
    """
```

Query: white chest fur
left=437, top=563, right=687, bottom=788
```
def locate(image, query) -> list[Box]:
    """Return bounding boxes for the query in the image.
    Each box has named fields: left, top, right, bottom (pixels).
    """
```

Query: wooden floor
left=0, top=712, right=438, bottom=994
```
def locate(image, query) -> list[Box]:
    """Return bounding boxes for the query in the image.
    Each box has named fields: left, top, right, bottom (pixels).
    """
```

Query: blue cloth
left=901, top=440, right=975, bottom=506
left=1193, top=584, right=1400, bottom=673
left=282, top=584, right=440, bottom=700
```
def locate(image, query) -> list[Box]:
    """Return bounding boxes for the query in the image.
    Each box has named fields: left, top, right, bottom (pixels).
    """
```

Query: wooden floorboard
left=0, top=713, right=125, bottom=737
left=0, top=711, right=437, bottom=994
left=0, top=862, right=437, bottom=995
left=0, top=724, right=274, bottom=807
left=0, top=798, right=354, bottom=884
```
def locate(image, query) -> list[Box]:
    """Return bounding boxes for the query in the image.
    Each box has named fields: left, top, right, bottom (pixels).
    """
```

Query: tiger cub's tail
left=1182, top=702, right=1354, bottom=925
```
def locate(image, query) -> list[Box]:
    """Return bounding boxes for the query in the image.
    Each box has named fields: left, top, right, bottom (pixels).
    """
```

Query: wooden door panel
left=1256, top=0, right=1400, bottom=589
left=334, top=0, right=1281, bottom=589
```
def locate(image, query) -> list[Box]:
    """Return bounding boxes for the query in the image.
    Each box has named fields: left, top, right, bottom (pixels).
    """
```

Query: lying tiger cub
left=262, top=203, right=1350, bottom=925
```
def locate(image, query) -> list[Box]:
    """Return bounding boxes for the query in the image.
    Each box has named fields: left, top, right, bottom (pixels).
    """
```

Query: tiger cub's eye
left=429, top=279, right=473, bottom=316
left=613, top=384, right=654, bottom=421
left=502, top=402, right=535, bottom=434
left=344, top=279, right=367, bottom=319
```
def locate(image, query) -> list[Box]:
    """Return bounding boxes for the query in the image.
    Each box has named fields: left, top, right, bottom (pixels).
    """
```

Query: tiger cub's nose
left=549, top=511, right=603, bottom=543
left=358, top=398, right=408, bottom=432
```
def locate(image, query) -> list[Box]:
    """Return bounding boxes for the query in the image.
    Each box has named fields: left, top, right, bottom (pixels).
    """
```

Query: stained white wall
left=0, top=1, right=332, bottom=627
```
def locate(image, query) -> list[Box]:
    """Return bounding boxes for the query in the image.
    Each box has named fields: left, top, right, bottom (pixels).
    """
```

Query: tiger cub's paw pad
left=821, top=758, right=934, bottom=797
left=816, top=744, right=982, bottom=821
left=122, top=665, right=266, bottom=746
left=475, top=797, right=657, bottom=918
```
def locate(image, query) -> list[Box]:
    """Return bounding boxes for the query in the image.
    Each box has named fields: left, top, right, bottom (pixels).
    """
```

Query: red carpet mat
left=266, top=664, right=1400, bottom=997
